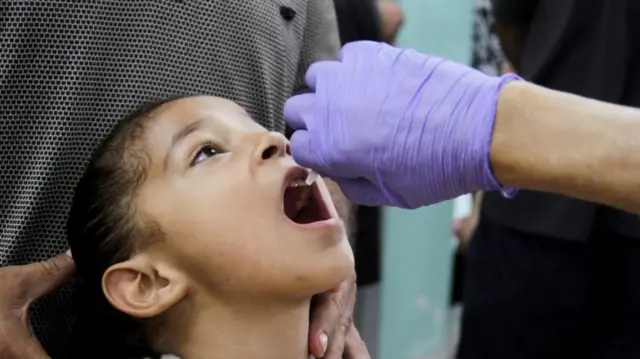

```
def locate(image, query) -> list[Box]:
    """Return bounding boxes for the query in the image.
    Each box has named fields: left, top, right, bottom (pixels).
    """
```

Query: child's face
left=135, top=96, right=354, bottom=298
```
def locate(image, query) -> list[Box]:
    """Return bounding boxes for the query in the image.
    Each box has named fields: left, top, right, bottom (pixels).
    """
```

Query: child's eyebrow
left=164, top=118, right=207, bottom=170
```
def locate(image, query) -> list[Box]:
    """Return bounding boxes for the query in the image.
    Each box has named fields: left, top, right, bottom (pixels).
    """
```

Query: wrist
left=489, top=80, right=528, bottom=188
left=479, top=74, right=521, bottom=197
left=490, top=80, right=565, bottom=191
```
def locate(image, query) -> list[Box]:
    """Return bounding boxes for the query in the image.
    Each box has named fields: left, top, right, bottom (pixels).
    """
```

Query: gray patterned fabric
left=471, top=0, right=505, bottom=75
left=0, top=1, right=340, bottom=355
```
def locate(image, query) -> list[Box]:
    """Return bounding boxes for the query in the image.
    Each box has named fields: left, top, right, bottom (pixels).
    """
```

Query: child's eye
left=192, top=144, right=223, bottom=166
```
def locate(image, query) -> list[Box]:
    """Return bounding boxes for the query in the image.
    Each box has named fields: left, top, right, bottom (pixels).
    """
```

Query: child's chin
left=321, top=259, right=355, bottom=291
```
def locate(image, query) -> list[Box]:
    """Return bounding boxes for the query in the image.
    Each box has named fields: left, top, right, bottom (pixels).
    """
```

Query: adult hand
left=453, top=213, right=479, bottom=252
left=285, top=41, right=520, bottom=209
left=343, top=323, right=370, bottom=359
left=378, top=2, right=405, bottom=44
left=453, top=192, right=483, bottom=252
left=0, top=252, right=75, bottom=358
left=308, top=273, right=368, bottom=359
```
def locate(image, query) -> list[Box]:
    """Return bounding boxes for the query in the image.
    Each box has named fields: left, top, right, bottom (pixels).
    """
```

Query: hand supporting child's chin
left=308, top=272, right=370, bottom=359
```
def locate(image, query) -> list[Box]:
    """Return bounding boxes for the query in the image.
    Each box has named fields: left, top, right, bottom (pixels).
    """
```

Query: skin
left=378, top=1, right=405, bottom=45
left=100, top=96, right=355, bottom=359
left=490, top=81, right=640, bottom=214
left=0, top=253, right=74, bottom=359
left=453, top=191, right=483, bottom=252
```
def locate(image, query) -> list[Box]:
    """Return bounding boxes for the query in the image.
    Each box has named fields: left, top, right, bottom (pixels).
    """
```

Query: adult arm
left=491, top=81, right=640, bottom=214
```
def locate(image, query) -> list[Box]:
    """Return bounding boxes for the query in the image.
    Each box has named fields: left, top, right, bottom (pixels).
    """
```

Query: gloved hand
left=284, top=41, right=520, bottom=208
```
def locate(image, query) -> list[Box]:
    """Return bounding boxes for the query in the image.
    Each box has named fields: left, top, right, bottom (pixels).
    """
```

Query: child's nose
left=252, top=132, right=290, bottom=164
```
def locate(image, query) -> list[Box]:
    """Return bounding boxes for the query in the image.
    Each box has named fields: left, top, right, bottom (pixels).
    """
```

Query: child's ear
left=102, top=254, right=188, bottom=318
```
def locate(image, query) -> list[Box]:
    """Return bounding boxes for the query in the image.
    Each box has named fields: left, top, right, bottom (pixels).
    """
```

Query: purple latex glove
left=284, top=41, right=520, bottom=209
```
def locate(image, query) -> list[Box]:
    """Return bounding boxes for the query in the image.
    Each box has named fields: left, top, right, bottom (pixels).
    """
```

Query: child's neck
left=172, top=296, right=312, bottom=359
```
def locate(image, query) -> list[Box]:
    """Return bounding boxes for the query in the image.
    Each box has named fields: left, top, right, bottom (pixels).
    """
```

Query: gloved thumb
left=290, top=129, right=321, bottom=171
left=333, top=177, right=387, bottom=207
left=22, top=251, right=75, bottom=301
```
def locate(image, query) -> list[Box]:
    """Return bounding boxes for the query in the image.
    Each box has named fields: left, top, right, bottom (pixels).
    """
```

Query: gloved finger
left=332, top=178, right=387, bottom=207
left=339, top=40, right=380, bottom=61
left=21, top=251, right=75, bottom=302
left=289, top=129, right=313, bottom=165
left=290, top=130, right=332, bottom=174
left=343, top=324, right=371, bottom=359
left=305, top=61, right=342, bottom=92
left=284, top=93, right=314, bottom=131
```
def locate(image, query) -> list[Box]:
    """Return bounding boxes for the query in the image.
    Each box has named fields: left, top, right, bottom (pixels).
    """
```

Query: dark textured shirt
left=0, top=1, right=340, bottom=355
left=333, top=0, right=381, bottom=45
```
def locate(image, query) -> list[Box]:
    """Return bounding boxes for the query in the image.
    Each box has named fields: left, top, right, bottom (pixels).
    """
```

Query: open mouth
left=283, top=168, right=332, bottom=225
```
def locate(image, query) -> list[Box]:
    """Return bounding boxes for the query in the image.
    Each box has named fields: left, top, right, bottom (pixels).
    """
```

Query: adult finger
left=289, top=130, right=318, bottom=170
left=322, top=324, right=347, bottom=359
left=1, top=331, right=50, bottom=359
left=15, top=338, right=50, bottom=359
left=284, top=93, right=313, bottom=131
left=308, top=291, right=341, bottom=358
left=21, top=252, right=75, bottom=301
left=332, top=178, right=387, bottom=207
left=308, top=279, right=356, bottom=359
left=343, top=324, right=371, bottom=359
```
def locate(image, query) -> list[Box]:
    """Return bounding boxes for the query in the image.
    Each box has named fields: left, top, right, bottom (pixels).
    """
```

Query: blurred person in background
left=0, top=2, right=364, bottom=358
left=457, top=0, right=640, bottom=358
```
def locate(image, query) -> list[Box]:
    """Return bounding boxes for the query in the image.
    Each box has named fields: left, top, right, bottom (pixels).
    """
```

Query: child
left=66, top=95, right=354, bottom=359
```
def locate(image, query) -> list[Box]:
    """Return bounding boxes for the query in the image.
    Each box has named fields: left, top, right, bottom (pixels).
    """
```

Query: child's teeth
left=289, top=179, right=307, bottom=188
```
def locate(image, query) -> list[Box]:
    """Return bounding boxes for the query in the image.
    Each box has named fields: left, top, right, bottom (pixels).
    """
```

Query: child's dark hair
left=67, top=96, right=185, bottom=359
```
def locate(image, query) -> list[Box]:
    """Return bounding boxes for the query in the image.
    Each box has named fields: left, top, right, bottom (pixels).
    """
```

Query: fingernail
left=319, top=333, right=328, bottom=355
left=65, top=249, right=73, bottom=259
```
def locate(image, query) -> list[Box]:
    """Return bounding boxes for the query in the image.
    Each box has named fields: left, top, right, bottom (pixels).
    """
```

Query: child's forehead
left=151, top=96, right=263, bottom=131
left=142, top=96, right=266, bottom=146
